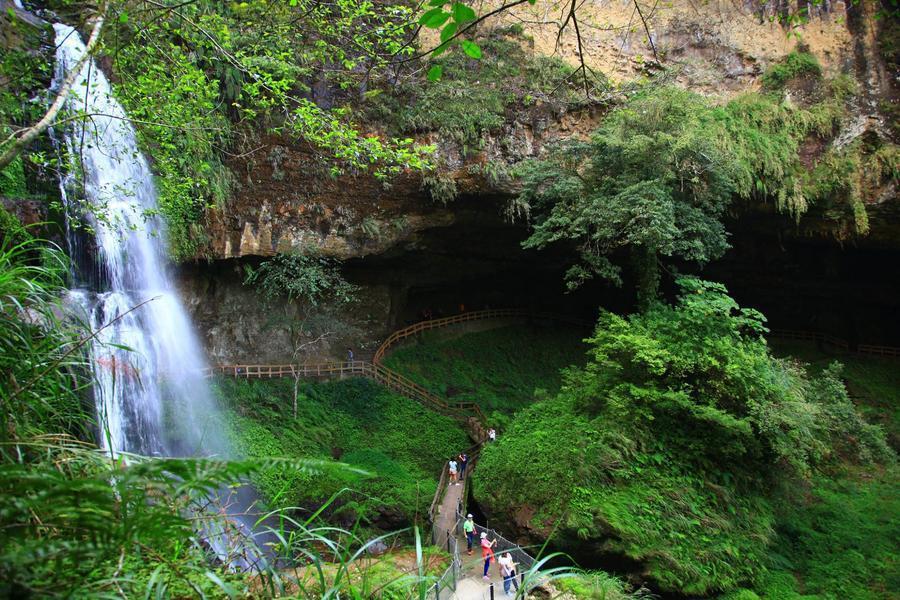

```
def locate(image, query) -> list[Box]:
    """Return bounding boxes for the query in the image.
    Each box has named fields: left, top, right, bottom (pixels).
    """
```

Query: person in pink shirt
left=480, top=532, right=497, bottom=579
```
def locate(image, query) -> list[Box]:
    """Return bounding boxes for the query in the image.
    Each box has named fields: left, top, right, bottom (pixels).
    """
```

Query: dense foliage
left=367, top=26, right=607, bottom=153
left=0, top=16, right=51, bottom=198
left=244, top=253, right=358, bottom=307
left=211, top=377, right=469, bottom=526
left=0, top=232, right=466, bottom=597
left=514, top=53, right=898, bottom=302
left=474, top=278, right=893, bottom=595
left=516, top=87, right=734, bottom=306
left=384, top=323, right=588, bottom=421
left=0, top=236, right=248, bottom=596
left=96, top=0, right=431, bottom=259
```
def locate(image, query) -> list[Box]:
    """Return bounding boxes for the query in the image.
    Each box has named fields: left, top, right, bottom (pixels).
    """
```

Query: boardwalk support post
left=490, top=582, right=495, bottom=600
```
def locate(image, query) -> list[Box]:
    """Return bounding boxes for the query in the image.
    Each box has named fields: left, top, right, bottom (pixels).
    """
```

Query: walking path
left=211, top=309, right=573, bottom=597
left=433, top=476, right=513, bottom=600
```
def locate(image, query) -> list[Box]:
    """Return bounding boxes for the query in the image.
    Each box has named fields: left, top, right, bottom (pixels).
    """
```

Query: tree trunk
left=633, top=244, right=659, bottom=312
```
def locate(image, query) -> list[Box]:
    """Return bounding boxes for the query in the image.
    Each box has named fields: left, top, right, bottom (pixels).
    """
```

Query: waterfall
left=52, top=22, right=223, bottom=459
left=51, top=23, right=280, bottom=571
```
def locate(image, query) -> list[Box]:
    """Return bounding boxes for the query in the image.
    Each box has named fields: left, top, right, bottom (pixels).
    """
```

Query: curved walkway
left=207, top=309, right=589, bottom=438
left=211, top=309, right=565, bottom=597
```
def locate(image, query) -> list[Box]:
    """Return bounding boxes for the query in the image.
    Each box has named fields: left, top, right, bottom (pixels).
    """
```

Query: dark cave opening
left=344, top=198, right=900, bottom=347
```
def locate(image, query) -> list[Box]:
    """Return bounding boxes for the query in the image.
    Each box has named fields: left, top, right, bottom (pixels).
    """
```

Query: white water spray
left=53, top=23, right=222, bottom=458
left=52, top=23, right=279, bottom=570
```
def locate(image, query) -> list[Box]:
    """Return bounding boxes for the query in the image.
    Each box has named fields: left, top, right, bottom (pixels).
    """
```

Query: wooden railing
left=373, top=309, right=531, bottom=364
left=207, top=309, right=591, bottom=431
left=373, top=309, right=590, bottom=364
left=856, top=344, right=900, bottom=358
left=427, top=442, right=482, bottom=524
left=206, top=360, right=488, bottom=432
left=769, top=329, right=900, bottom=357
left=768, top=329, right=849, bottom=351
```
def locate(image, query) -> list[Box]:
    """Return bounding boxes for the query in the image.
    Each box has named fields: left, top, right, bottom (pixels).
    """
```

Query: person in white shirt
left=448, top=459, right=458, bottom=484
left=488, top=428, right=496, bottom=442
left=498, top=552, right=520, bottom=596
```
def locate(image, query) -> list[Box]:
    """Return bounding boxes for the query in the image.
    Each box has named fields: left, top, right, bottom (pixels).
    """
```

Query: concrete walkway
left=433, top=477, right=511, bottom=600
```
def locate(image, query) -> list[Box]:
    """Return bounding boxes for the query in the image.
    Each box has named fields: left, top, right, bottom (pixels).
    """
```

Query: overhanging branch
left=0, top=5, right=107, bottom=172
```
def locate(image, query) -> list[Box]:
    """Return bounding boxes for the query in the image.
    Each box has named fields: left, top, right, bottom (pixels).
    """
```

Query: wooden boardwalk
left=204, top=309, right=589, bottom=432
left=204, top=314, right=900, bottom=431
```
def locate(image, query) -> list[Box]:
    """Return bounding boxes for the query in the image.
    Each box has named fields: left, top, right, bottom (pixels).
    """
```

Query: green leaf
left=427, top=65, right=444, bottom=81
left=429, top=0, right=449, bottom=5
left=461, top=40, right=482, bottom=59
left=452, top=2, right=477, bottom=23
left=419, top=8, right=451, bottom=28
left=118, top=11, right=129, bottom=23
left=440, top=22, right=458, bottom=43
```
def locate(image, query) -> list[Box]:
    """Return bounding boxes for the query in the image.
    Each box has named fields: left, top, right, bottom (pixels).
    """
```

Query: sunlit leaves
left=419, top=1, right=482, bottom=80
left=451, top=2, right=476, bottom=23
left=460, top=39, right=481, bottom=59
left=427, top=64, right=443, bottom=81
left=419, top=7, right=451, bottom=27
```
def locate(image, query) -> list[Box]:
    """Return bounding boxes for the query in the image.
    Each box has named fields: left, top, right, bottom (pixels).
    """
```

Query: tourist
left=488, top=428, right=497, bottom=442
left=480, top=532, right=496, bottom=579
left=458, top=452, right=468, bottom=480
left=464, top=513, right=476, bottom=555
left=448, top=458, right=458, bottom=484
left=346, top=347, right=354, bottom=362
left=499, top=552, right=520, bottom=596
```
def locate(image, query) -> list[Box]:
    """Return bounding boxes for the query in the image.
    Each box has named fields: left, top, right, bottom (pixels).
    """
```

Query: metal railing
left=427, top=517, right=462, bottom=600
left=422, top=444, right=539, bottom=600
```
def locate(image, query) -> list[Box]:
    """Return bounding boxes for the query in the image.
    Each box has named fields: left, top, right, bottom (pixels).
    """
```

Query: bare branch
left=634, top=0, right=660, bottom=63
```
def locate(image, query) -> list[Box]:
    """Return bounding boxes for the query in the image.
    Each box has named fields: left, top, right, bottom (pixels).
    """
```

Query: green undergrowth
left=473, top=280, right=894, bottom=597
left=554, top=570, right=652, bottom=599
left=382, top=323, right=589, bottom=421
left=721, top=52, right=895, bottom=236
left=749, top=341, right=900, bottom=599
left=760, top=51, right=823, bottom=90
left=107, top=30, right=232, bottom=261
left=771, top=340, right=900, bottom=447
left=210, top=377, right=468, bottom=528
left=758, top=465, right=899, bottom=600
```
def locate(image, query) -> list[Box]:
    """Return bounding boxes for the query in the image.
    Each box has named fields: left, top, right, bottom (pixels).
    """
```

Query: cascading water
left=51, top=23, right=277, bottom=569
left=53, top=23, right=223, bottom=458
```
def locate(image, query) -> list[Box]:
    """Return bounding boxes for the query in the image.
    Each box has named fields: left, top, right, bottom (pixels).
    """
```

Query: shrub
left=761, top=52, right=823, bottom=89
left=474, top=278, right=892, bottom=595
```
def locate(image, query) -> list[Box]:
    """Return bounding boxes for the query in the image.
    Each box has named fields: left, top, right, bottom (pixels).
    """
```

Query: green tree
left=515, top=87, right=736, bottom=308
left=475, top=277, right=892, bottom=594
left=244, top=253, right=359, bottom=417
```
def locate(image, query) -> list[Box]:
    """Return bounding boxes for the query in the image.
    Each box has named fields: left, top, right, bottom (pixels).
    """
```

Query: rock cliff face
left=4, top=0, right=896, bottom=362
left=176, top=0, right=898, bottom=362
left=202, top=0, right=896, bottom=264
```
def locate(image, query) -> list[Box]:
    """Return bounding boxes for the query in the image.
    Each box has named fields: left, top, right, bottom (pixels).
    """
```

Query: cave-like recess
left=346, top=197, right=900, bottom=347
left=178, top=195, right=900, bottom=365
